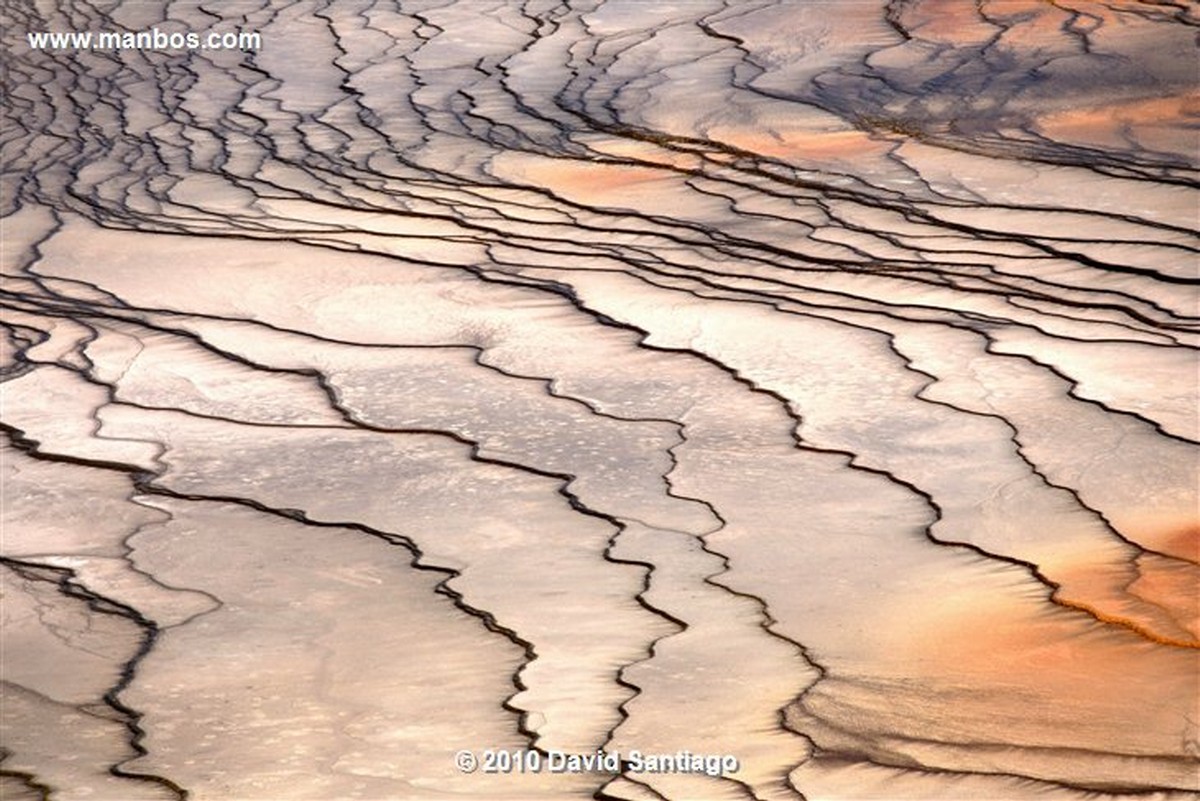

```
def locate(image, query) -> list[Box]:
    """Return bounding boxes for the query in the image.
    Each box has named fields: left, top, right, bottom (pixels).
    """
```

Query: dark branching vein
left=3, top=1, right=1197, bottom=797
left=0, top=552, right=188, bottom=800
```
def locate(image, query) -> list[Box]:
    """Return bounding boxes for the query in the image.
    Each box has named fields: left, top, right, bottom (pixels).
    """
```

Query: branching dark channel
left=2, top=2, right=1197, bottom=800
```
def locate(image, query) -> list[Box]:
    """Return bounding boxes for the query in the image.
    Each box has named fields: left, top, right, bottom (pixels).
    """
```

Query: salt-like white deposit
left=2, top=2, right=1197, bottom=799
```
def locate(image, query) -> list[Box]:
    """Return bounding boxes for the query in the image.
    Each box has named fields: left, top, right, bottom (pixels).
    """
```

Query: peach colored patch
left=1129, top=554, right=1200, bottom=642
left=899, top=584, right=1199, bottom=754
left=1037, top=93, right=1200, bottom=152
left=898, top=0, right=1000, bottom=46
left=1049, top=557, right=1200, bottom=648
left=493, top=153, right=676, bottom=204
left=708, top=125, right=892, bottom=163
left=1131, top=516, right=1200, bottom=565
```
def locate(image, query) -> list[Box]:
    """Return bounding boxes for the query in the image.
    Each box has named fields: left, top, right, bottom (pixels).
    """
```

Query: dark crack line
left=0, top=555, right=188, bottom=800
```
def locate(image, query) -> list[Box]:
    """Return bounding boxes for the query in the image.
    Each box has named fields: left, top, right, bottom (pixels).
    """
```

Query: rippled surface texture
left=2, top=1, right=1198, bottom=799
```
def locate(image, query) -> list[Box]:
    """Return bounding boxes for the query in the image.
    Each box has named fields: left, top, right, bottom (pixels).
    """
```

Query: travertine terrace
left=1, top=2, right=1197, bottom=799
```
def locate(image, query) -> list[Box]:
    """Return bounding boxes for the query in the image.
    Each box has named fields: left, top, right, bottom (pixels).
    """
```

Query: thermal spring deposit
left=2, top=2, right=1198, bottom=800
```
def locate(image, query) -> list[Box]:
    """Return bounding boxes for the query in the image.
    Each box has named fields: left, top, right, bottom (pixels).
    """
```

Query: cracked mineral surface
left=2, top=2, right=1197, bottom=800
